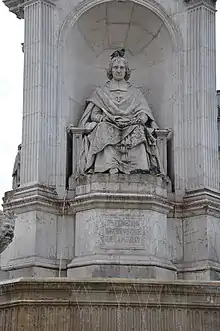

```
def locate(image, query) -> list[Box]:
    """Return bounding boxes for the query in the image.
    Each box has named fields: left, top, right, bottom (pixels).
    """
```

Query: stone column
left=179, top=0, right=220, bottom=280
left=184, top=0, right=219, bottom=191
left=21, top=0, right=57, bottom=187
left=0, top=0, right=74, bottom=279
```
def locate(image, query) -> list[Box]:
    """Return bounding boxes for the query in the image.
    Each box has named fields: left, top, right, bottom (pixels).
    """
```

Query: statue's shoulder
left=92, top=82, right=109, bottom=93
left=129, top=84, right=144, bottom=97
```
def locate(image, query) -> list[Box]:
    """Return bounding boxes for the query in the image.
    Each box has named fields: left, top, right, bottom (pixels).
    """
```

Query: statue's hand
left=100, top=115, right=108, bottom=122
left=135, top=117, right=146, bottom=126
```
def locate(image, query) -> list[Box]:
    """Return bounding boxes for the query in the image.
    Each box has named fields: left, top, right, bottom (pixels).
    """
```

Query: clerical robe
left=78, top=81, right=161, bottom=174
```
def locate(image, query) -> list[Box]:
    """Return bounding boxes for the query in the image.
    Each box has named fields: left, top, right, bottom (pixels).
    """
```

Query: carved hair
left=107, top=57, right=131, bottom=81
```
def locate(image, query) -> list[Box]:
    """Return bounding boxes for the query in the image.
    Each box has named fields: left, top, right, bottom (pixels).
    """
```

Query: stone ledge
left=1, top=255, right=67, bottom=272
left=168, top=188, right=220, bottom=218
left=3, top=184, right=67, bottom=214
left=72, top=192, right=173, bottom=214
left=72, top=173, right=172, bottom=214
left=68, top=254, right=176, bottom=270
left=0, top=277, right=220, bottom=303
left=176, top=260, right=220, bottom=273
left=76, top=173, right=168, bottom=194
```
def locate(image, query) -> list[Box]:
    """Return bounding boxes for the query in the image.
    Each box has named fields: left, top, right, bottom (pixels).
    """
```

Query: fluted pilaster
left=21, top=0, right=57, bottom=186
left=184, top=1, right=219, bottom=190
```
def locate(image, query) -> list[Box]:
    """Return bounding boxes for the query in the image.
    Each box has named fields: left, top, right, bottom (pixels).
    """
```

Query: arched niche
left=56, top=0, right=183, bottom=191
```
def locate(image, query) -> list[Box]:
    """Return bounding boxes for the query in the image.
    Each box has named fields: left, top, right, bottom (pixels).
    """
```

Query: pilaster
left=184, top=0, right=219, bottom=191
left=21, top=0, right=57, bottom=187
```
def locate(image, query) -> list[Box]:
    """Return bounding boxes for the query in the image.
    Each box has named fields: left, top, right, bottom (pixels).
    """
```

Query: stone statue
left=12, top=144, right=21, bottom=189
left=0, top=210, right=15, bottom=253
left=79, top=50, right=162, bottom=175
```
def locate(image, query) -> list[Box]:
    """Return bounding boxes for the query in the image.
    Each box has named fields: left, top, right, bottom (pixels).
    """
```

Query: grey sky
left=0, top=1, right=220, bottom=203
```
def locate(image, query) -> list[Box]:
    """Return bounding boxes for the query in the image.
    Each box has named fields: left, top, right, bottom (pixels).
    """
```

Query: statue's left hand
left=135, top=118, right=146, bottom=126
left=134, top=114, right=148, bottom=126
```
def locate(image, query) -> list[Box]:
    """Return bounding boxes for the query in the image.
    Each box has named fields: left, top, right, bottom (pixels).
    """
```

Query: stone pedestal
left=67, top=174, right=176, bottom=279
left=1, top=184, right=74, bottom=278
left=180, top=188, right=220, bottom=280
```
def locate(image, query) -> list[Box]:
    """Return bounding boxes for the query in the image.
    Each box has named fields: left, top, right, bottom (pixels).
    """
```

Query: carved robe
left=79, top=80, right=161, bottom=174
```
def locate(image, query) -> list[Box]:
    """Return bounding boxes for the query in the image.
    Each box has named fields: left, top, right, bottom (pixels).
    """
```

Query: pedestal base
left=67, top=254, right=176, bottom=279
left=67, top=173, right=175, bottom=279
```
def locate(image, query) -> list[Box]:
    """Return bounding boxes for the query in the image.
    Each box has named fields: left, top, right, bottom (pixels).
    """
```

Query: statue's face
left=111, top=59, right=126, bottom=81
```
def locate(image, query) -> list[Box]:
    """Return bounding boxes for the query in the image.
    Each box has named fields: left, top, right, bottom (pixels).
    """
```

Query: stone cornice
left=0, top=278, right=220, bottom=305
left=168, top=188, right=220, bottom=218
left=71, top=192, right=173, bottom=214
left=183, top=188, right=220, bottom=217
left=3, top=0, right=55, bottom=19
left=3, top=184, right=68, bottom=214
left=184, top=0, right=217, bottom=10
left=71, top=173, right=172, bottom=214
left=3, top=0, right=24, bottom=19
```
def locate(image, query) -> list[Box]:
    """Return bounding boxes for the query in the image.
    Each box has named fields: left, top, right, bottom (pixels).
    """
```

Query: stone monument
left=1, top=0, right=220, bottom=328
left=66, top=51, right=174, bottom=279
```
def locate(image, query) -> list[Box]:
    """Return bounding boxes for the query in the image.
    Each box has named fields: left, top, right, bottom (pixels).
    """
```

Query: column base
left=2, top=184, right=74, bottom=278
left=177, top=260, right=220, bottom=280
left=172, top=188, right=220, bottom=281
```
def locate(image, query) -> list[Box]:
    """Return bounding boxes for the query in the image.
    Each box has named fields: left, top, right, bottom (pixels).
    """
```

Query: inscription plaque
left=98, top=212, right=146, bottom=250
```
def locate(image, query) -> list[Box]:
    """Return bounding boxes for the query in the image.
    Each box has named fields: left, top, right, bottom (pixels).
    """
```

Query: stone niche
left=61, top=2, right=173, bottom=125
left=57, top=0, right=178, bottom=190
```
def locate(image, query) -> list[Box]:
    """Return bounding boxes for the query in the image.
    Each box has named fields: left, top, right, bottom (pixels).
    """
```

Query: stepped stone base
left=0, top=278, right=220, bottom=330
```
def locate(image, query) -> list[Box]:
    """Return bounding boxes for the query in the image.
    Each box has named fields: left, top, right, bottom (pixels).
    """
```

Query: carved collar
left=109, top=80, right=129, bottom=92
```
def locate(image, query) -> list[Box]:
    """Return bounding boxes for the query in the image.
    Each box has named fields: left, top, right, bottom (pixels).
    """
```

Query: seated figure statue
left=78, top=50, right=162, bottom=175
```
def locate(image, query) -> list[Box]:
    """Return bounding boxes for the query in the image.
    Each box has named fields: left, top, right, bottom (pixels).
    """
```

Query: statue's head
left=18, top=144, right=21, bottom=151
left=107, top=49, right=131, bottom=81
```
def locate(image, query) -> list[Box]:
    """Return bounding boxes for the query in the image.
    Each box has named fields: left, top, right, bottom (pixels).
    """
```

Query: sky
left=0, top=2, right=220, bottom=204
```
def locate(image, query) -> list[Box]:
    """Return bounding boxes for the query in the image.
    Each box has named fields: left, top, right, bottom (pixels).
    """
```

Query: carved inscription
left=99, top=213, right=146, bottom=250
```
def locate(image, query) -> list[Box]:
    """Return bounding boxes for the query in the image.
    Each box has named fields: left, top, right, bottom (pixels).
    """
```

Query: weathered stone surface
left=0, top=210, right=15, bottom=254
left=0, top=278, right=220, bottom=330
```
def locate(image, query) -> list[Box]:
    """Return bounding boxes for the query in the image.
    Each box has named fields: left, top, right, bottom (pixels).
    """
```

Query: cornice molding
left=3, top=0, right=55, bottom=19
left=1, top=278, right=220, bottom=302
left=168, top=188, right=220, bottom=218
left=3, top=0, right=24, bottom=19
left=184, top=0, right=217, bottom=10
left=2, top=184, right=67, bottom=214
left=71, top=192, right=173, bottom=215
